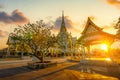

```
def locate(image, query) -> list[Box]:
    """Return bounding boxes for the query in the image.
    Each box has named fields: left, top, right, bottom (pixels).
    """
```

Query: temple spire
left=62, top=10, right=65, bottom=24
left=60, top=10, right=66, bottom=32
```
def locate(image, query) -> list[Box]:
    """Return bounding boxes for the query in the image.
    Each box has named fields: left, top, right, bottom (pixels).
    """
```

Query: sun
left=101, top=44, right=108, bottom=51
left=106, top=58, right=111, bottom=61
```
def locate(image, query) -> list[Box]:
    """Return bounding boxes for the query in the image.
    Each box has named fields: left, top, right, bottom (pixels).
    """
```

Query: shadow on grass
left=0, top=66, right=33, bottom=78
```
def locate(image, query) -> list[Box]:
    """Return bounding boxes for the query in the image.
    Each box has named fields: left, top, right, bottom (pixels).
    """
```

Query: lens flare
left=101, top=44, right=108, bottom=51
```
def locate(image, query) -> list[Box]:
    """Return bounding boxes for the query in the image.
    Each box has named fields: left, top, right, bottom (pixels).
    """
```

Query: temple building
left=6, top=12, right=115, bottom=58
left=6, top=11, right=78, bottom=56
left=50, top=11, right=77, bottom=56
left=78, top=17, right=115, bottom=59
left=6, top=33, right=17, bottom=55
left=57, top=11, right=74, bottom=55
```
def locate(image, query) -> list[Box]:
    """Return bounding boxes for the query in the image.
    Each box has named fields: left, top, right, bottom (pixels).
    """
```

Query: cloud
left=0, top=3, right=4, bottom=8
left=52, top=16, right=82, bottom=37
left=0, top=30, right=9, bottom=37
left=0, top=9, right=29, bottom=25
left=106, top=0, right=120, bottom=4
left=53, top=16, right=81, bottom=32
left=53, top=16, right=73, bottom=30
left=105, top=0, right=120, bottom=9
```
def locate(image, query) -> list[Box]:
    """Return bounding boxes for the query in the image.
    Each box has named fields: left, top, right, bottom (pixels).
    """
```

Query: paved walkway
left=0, top=62, right=77, bottom=80
left=0, top=62, right=118, bottom=80
left=0, top=58, right=120, bottom=80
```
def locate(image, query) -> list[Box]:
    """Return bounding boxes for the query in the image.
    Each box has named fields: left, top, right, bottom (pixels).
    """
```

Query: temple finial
left=60, top=10, right=66, bottom=32
left=62, top=10, right=64, bottom=24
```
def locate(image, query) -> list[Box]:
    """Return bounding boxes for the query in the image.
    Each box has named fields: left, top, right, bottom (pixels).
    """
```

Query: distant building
left=6, top=33, right=18, bottom=55
left=0, top=48, right=7, bottom=58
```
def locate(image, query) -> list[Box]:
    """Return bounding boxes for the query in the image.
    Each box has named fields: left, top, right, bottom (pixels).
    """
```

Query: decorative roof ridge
left=101, top=30, right=115, bottom=37
left=82, top=17, right=102, bottom=34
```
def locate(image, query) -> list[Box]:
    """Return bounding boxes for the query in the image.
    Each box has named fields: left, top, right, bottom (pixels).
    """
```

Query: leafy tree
left=114, top=17, right=120, bottom=39
left=11, top=20, right=56, bottom=63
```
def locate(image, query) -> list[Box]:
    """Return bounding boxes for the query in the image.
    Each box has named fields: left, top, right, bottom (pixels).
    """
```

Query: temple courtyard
left=0, top=57, right=120, bottom=80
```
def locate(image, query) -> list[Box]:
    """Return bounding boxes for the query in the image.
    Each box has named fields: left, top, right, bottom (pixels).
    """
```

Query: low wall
left=28, top=61, right=57, bottom=69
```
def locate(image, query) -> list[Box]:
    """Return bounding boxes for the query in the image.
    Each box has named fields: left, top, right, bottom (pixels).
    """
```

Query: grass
left=0, top=57, right=21, bottom=61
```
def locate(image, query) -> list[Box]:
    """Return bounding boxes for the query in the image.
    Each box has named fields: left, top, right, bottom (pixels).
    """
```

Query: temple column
left=87, top=45, right=90, bottom=58
left=81, top=45, right=85, bottom=60
left=108, top=43, right=113, bottom=59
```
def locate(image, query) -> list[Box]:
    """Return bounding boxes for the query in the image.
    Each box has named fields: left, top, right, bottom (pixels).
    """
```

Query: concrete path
left=0, top=62, right=77, bottom=80
left=0, top=58, right=120, bottom=80
left=0, top=62, right=118, bottom=80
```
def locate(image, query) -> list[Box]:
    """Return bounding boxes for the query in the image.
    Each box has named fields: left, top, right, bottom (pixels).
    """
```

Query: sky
left=0, top=0, right=120, bottom=49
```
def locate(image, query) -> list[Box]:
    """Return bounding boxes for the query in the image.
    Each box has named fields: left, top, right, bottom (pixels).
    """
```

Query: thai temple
left=6, top=11, right=77, bottom=56
left=56, top=11, right=77, bottom=55
left=6, top=11, right=115, bottom=58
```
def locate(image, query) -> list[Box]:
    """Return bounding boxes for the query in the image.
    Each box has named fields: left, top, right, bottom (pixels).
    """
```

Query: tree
left=114, top=17, right=120, bottom=39
left=11, top=20, right=56, bottom=63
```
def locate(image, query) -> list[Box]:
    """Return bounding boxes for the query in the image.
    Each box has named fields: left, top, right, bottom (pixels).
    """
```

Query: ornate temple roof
left=79, top=17, right=115, bottom=45
left=82, top=17, right=102, bottom=35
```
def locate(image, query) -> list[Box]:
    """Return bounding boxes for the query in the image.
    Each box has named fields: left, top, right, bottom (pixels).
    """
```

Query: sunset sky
left=0, top=0, right=120, bottom=49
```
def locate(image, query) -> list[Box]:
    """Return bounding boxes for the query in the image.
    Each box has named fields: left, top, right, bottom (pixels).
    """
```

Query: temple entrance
left=79, top=17, right=115, bottom=60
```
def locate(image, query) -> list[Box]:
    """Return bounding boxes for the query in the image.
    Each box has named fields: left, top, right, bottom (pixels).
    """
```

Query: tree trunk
left=41, top=53, right=44, bottom=63
left=33, top=54, right=41, bottom=61
left=21, top=52, right=24, bottom=60
left=41, top=56, right=44, bottom=63
left=33, top=53, right=44, bottom=63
